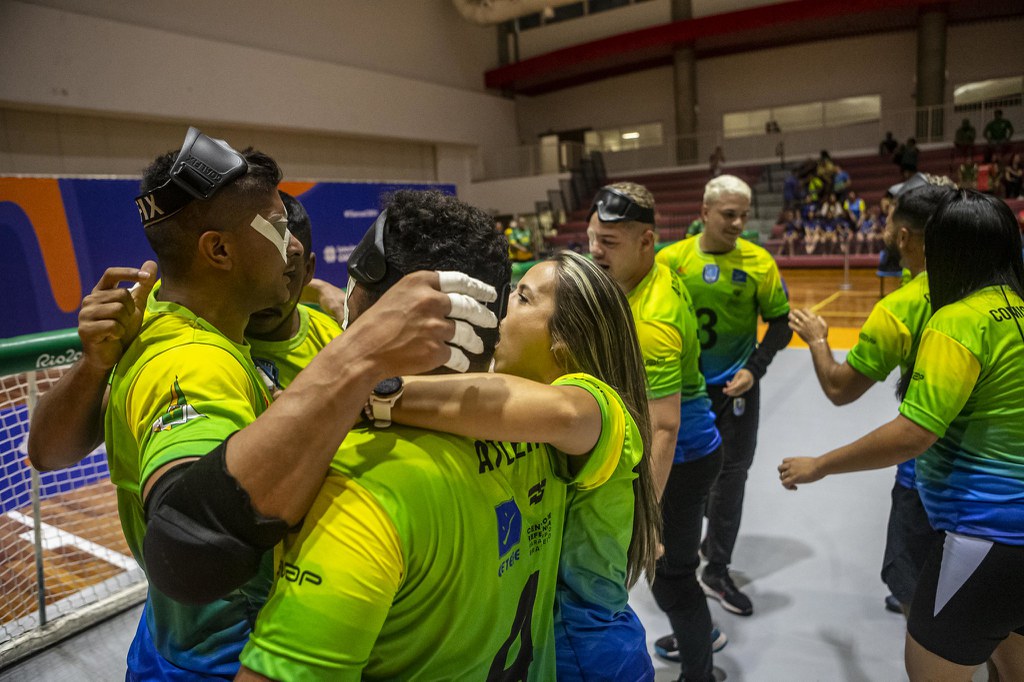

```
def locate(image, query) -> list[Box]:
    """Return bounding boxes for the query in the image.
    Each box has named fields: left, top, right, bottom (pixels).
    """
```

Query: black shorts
left=908, top=531, right=1024, bottom=665
left=880, top=482, right=940, bottom=606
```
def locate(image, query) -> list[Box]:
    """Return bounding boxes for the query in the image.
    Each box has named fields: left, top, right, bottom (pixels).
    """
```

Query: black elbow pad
left=143, top=440, right=290, bottom=605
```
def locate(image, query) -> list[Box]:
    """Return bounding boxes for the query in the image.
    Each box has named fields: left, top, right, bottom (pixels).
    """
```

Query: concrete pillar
left=671, top=0, right=699, bottom=164
left=915, top=8, right=947, bottom=141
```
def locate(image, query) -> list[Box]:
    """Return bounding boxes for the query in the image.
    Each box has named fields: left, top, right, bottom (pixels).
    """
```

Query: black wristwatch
left=369, top=377, right=405, bottom=428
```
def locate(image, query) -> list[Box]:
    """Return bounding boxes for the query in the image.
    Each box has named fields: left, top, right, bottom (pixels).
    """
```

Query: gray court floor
left=0, top=350, right=990, bottom=681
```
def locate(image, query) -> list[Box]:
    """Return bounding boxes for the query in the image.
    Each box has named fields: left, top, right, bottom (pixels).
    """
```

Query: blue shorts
left=555, top=594, right=653, bottom=682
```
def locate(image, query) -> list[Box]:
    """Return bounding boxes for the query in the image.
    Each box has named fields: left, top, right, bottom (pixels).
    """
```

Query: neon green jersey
left=627, top=262, right=707, bottom=401
left=248, top=304, right=342, bottom=389
left=899, top=286, right=1024, bottom=544
left=241, top=374, right=624, bottom=680
left=847, top=272, right=931, bottom=382
left=657, top=237, right=790, bottom=385
left=104, top=283, right=272, bottom=675
left=557, top=374, right=642, bottom=612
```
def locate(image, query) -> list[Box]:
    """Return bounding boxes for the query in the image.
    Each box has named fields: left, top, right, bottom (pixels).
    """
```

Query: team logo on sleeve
left=731, top=269, right=748, bottom=284
left=151, top=378, right=208, bottom=432
left=703, top=264, right=720, bottom=284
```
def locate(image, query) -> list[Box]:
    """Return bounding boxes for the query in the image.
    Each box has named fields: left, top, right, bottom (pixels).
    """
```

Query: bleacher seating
left=543, top=143, right=1024, bottom=262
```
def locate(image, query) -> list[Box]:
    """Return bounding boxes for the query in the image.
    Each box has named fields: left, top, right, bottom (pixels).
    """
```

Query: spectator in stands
left=844, top=189, right=866, bottom=230
left=817, top=150, right=837, bottom=194
left=894, top=138, right=920, bottom=178
left=832, top=166, right=851, bottom=196
left=821, top=192, right=845, bottom=254
left=709, top=146, right=726, bottom=177
left=1004, top=153, right=1022, bottom=199
left=803, top=205, right=823, bottom=255
left=879, top=131, right=899, bottom=157
left=854, top=204, right=884, bottom=255
left=983, top=109, right=1014, bottom=155
left=783, top=169, right=802, bottom=210
left=505, top=218, right=534, bottom=262
left=977, top=150, right=997, bottom=194
left=954, top=118, right=976, bottom=162
left=780, top=208, right=804, bottom=257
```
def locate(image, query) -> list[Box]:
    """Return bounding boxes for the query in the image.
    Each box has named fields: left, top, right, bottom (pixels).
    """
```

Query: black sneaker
left=700, top=569, right=753, bottom=616
left=654, top=629, right=728, bottom=663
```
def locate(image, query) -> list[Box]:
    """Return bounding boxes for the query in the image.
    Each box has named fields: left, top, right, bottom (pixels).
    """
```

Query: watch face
left=374, top=376, right=403, bottom=397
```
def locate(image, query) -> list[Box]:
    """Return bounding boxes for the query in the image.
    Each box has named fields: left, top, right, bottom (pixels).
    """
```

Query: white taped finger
left=449, top=320, right=484, bottom=355
left=437, top=271, right=497, bottom=303
left=443, top=345, right=470, bottom=373
left=447, top=293, right=498, bottom=328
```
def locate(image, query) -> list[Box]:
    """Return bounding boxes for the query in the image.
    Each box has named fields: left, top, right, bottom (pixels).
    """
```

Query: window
left=723, top=95, right=881, bottom=138
left=954, top=76, right=1023, bottom=112
left=584, top=122, right=663, bottom=152
left=514, top=0, right=653, bottom=31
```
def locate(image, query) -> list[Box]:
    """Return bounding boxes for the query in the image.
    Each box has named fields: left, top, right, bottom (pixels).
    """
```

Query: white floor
left=632, top=348, right=911, bottom=681
left=2, top=349, right=990, bottom=681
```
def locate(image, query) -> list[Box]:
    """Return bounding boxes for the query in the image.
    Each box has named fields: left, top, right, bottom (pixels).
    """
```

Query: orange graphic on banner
left=0, top=178, right=81, bottom=313
left=278, top=182, right=317, bottom=198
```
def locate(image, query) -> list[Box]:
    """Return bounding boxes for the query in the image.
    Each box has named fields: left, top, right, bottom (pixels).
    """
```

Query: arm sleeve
left=551, top=374, right=639, bottom=491
left=846, top=304, right=910, bottom=382
left=128, top=344, right=265, bottom=489
left=743, top=315, right=792, bottom=380
left=633, top=319, right=683, bottom=399
left=899, top=327, right=980, bottom=437
left=240, top=474, right=404, bottom=681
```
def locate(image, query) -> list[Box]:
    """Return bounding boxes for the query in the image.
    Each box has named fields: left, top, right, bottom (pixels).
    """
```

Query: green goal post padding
left=0, top=329, right=82, bottom=376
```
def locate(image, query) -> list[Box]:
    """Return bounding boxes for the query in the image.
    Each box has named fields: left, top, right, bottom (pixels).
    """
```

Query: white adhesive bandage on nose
left=250, top=214, right=292, bottom=263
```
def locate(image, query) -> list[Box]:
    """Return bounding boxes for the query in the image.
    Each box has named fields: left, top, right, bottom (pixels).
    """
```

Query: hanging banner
left=0, top=177, right=453, bottom=338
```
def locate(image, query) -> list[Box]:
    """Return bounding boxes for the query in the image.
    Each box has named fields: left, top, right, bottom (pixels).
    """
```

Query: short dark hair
left=892, top=184, right=951, bottom=233
left=140, top=146, right=282, bottom=277
left=926, top=189, right=1024, bottom=311
left=279, top=191, right=312, bottom=260
left=362, top=190, right=510, bottom=371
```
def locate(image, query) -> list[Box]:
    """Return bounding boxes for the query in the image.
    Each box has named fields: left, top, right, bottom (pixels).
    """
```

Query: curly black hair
left=139, top=144, right=282, bottom=277
left=361, top=189, right=511, bottom=371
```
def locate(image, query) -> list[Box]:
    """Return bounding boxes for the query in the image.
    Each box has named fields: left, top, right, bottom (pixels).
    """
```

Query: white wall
left=513, top=19, right=1023, bottom=151
left=14, top=0, right=499, bottom=92
left=515, top=67, right=677, bottom=143
left=461, top=172, right=569, bottom=215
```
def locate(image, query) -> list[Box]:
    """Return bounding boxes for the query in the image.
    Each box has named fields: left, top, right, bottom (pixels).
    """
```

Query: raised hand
left=78, top=261, right=157, bottom=371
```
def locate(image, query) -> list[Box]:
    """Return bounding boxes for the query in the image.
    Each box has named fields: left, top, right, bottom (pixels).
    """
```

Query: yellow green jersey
left=846, top=272, right=932, bottom=489
left=105, top=283, right=272, bottom=677
left=657, top=237, right=790, bottom=386
left=248, top=304, right=342, bottom=389
left=627, top=262, right=720, bottom=461
left=241, top=373, right=625, bottom=681
left=899, top=286, right=1024, bottom=545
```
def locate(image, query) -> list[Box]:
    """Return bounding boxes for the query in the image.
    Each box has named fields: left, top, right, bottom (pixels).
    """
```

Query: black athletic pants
left=652, top=447, right=723, bottom=682
left=703, top=381, right=760, bottom=570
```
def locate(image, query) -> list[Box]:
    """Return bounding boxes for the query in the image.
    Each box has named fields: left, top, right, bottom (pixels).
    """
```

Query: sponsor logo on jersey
left=731, top=269, right=748, bottom=284
left=151, top=379, right=208, bottom=432
left=703, top=264, right=720, bottom=284
left=528, top=479, right=546, bottom=505
left=988, top=305, right=1024, bottom=322
left=278, top=560, right=322, bottom=586
left=496, top=499, right=523, bottom=576
left=527, top=512, right=552, bottom=555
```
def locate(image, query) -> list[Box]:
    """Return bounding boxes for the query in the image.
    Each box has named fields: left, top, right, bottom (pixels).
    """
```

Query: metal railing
left=473, top=99, right=1023, bottom=181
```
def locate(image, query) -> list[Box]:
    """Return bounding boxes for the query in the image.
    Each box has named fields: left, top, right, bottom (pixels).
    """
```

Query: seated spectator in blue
left=854, top=204, right=884, bottom=254
left=844, top=189, right=867, bottom=228
left=783, top=170, right=802, bottom=210
left=781, top=209, right=804, bottom=257
left=833, top=167, right=851, bottom=196
left=804, top=206, right=824, bottom=254
left=820, top=193, right=844, bottom=253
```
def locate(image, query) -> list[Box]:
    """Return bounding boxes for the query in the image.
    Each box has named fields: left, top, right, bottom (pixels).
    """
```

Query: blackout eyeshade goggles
left=588, top=187, right=655, bottom=225
left=135, top=127, right=248, bottom=228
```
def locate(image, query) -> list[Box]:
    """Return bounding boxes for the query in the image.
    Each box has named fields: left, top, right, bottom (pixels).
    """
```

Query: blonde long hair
left=547, top=251, right=660, bottom=586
